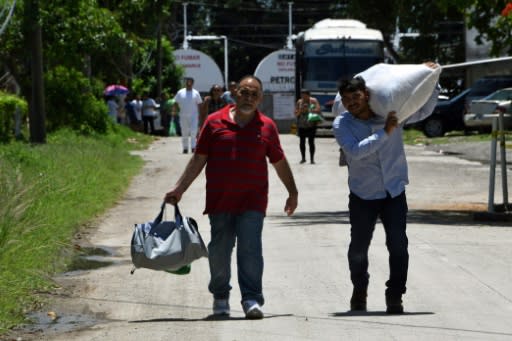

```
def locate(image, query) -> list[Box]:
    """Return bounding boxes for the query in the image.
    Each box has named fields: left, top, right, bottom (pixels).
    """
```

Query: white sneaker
left=213, top=299, right=230, bottom=315
left=242, top=300, right=264, bottom=319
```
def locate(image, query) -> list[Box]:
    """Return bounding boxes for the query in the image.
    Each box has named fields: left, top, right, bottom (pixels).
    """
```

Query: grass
left=0, top=127, right=153, bottom=332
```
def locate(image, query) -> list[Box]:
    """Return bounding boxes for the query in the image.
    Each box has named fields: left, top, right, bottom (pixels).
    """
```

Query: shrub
left=0, top=92, right=28, bottom=143
left=45, top=66, right=110, bottom=134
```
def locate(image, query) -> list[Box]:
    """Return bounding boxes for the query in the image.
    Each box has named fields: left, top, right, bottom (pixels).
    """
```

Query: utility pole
left=24, top=0, right=46, bottom=143
left=287, top=2, right=293, bottom=49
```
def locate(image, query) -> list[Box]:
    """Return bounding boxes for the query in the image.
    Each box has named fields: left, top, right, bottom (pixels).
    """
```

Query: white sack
left=356, top=63, right=441, bottom=122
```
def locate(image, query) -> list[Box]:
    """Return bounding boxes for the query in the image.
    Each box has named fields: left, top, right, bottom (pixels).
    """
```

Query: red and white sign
left=173, top=49, right=224, bottom=93
left=254, top=49, right=295, bottom=92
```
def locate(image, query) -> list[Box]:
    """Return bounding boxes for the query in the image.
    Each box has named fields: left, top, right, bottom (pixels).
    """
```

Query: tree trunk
left=25, top=0, right=46, bottom=144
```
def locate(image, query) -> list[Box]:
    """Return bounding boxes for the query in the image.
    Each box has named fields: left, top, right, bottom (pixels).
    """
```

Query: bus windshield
left=302, top=40, right=384, bottom=90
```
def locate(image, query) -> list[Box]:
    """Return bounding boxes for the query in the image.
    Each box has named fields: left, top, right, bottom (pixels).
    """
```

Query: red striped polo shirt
left=195, top=104, right=285, bottom=215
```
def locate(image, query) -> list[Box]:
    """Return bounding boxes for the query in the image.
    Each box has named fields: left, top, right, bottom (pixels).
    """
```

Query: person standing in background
left=142, top=92, right=158, bottom=135
left=200, top=84, right=227, bottom=126
left=106, top=95, right=119, bottom=123
left=294, top=89, right=321, bottom=164
left=159, top=92, right=172, bottom=136
left=117, top=95, right=127, bottom=124
left=168, top=92, right=181, bottom=136
left=221, top=81, right=238, bottom=104
left=131, top=93, right=143, bottom=123
left=124, top=93, right=139, bottom=125
left=173, top=78, right=202, bottom=153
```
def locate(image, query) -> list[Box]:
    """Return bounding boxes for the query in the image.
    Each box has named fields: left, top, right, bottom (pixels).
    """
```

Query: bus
left=295, top=19, right=386, bottom=133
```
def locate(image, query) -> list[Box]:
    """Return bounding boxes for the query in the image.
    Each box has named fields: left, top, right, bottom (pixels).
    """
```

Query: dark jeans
left=348, top=191, right=409, bottom=297
left=298, top=127, right=316, bottom=161
left=161, top=112, right=170, bottom=136
left=172, top=115, right=182, bottom=136
left=142, top=116, right=155, bottom=134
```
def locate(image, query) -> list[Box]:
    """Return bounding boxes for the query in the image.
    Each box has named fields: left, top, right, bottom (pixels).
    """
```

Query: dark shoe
left=213, top=299, right=230, bottom=316
left=191, top=148, right=196, bottom=153
left=350, top=288, right=367, bottom=311
left=300, top=159, right=306, bottom=164
left=310, top=160, right=315, bottom=164
left=183, top=149, right=188, bottom=154
left=386, top=295, right=404, bottom=314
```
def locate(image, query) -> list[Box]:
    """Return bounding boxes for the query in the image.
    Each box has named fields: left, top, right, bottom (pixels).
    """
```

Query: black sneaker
left=386, top=295, right=404, bottom=314
left=212, top=299, right=230, bottom=316
left=183, top=149, right=188, bottom=154
left=350, top=288, right=367, bottom=311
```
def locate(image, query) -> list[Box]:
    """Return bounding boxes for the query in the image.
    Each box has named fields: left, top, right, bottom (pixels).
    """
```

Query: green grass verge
left=403, top=128, right=492, bottom=145
left=0, top=127, right=153, bottom=332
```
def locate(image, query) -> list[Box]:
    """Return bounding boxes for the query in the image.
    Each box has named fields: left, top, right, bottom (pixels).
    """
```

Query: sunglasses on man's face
left=238, top=89, right=260, bottom=98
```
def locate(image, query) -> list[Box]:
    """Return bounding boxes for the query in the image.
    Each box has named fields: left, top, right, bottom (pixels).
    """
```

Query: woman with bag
left=295, top=88, right=321, bottom=164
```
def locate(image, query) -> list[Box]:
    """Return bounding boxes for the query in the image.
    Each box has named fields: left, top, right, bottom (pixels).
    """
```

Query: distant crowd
left=104, top=79, right=238, bottom=144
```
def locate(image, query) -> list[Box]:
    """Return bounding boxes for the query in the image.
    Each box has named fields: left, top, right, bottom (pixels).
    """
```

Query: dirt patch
left=3, top=277, right=105, bottom=341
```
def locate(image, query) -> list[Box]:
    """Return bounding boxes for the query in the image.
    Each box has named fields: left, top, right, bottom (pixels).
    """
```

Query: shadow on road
left=267, top=209, right=511, bottom=227
left=129, top=313, right=293, bottom=323
left=330, top=311, right=434, bottom=317
left=408, top=209, right=511, bottom=226
left=327, top=311, right=512, bottom=339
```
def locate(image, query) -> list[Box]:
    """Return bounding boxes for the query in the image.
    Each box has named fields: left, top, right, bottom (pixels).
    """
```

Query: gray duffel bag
left=130, top=202, right=208, bottom=274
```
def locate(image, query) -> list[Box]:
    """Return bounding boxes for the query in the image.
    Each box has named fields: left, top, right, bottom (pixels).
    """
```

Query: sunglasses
left=238, top=89, right=260, bottom=98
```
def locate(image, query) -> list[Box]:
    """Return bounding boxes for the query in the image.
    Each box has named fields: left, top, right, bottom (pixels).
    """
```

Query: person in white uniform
left=173, top=77, right=203, bottom=153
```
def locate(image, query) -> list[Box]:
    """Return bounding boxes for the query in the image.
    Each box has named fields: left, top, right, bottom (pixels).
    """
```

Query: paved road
left=12, top=135, right=512, bottom=341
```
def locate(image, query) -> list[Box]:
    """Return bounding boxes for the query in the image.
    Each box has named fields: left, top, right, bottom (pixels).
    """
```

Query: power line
left=222, top=37, right=282, bottom=50
left=170, top=0, right=343, bottom=13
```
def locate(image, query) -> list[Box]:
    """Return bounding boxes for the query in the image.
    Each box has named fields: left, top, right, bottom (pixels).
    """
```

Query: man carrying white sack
left=333, top=62, right=440, bottom=314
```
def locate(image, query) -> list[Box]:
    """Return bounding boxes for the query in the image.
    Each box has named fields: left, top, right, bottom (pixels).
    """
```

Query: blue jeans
left=207, top=211, right=265, bottom=305
left=348, top=191, right=409, bottom=297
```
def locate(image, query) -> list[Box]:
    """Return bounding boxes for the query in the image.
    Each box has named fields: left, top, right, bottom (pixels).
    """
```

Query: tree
left=465, top=0, right=512, bottom=56
left=344, top=0, right=465, bottom=64
left=0, top=0, right=183, bottom=137
left=435, top=0, right=512, bottom=57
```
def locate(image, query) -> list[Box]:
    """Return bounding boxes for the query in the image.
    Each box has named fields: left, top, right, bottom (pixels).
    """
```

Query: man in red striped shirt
left=164, top=75, right=298, bottom=320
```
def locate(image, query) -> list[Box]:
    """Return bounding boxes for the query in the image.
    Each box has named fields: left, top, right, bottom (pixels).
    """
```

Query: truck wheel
left=423, top=117, right=444, bottom=137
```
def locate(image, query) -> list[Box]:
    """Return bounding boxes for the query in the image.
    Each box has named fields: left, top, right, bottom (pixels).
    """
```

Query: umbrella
left=104, top=84, right=129, bottom=96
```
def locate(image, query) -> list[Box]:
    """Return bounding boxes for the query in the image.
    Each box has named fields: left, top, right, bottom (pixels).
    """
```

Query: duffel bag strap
left=152, top=201, right=167, bottom=225
left=174, top=203, right=183, bottom=226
